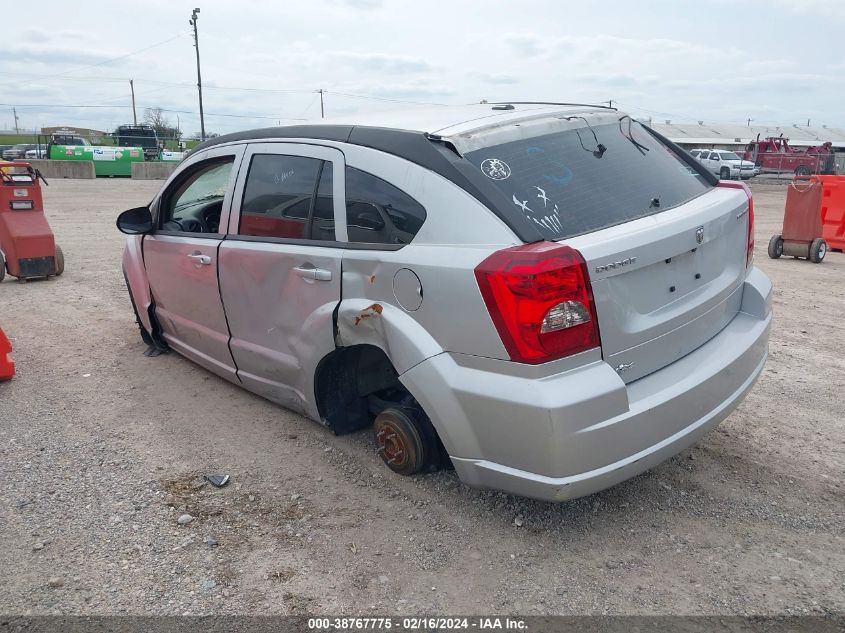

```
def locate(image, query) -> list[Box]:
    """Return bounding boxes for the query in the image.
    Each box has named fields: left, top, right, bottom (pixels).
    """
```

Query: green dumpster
left=48, top=145, right=144, bottom=177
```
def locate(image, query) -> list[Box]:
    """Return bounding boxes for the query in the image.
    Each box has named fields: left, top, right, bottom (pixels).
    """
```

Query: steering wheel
left=181, top=218, right=206, bottom=233
left=170, top=217, right=207, bottom=233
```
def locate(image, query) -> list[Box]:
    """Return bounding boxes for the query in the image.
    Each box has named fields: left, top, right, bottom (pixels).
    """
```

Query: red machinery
left=768, top=176, right=828, bottom=263
left=0, top=326, right=14, bottom=381
left=0, top=162, right=64, bottom=282
left=742, top=135, right=834, bottom=177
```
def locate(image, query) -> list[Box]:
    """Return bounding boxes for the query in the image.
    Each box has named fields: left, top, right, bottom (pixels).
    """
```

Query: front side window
left=239, top=154, right=334, bottom=241
left=160, top=158, right=234, bottom=233
left=344, top=167, right=426, bottom=245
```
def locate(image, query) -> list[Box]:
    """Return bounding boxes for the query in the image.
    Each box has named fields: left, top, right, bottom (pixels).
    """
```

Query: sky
left=1, top=0, right=843, bottom=138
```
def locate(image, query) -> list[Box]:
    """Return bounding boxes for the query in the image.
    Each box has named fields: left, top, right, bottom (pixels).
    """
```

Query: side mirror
left=116, top=206, right=153, bottom=234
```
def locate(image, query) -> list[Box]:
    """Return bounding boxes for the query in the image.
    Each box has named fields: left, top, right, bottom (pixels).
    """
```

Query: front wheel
left=720, top=167, right=731, bottom=180
left=54, top=244, right=64, bottom=276
left=809, top=238, right=827, bottom=263
left=768, top=234, right=784, bottom=259
left=795, top=165, right=812, bottom=177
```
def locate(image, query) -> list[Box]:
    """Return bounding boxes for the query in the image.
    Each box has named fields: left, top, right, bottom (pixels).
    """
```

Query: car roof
left=195, top=102, right=615, bottom=151
left=315, top=102, right=613, bottom=135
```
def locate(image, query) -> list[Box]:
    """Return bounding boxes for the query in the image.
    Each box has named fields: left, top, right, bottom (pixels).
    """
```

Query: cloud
left=325, top=0, right=383, bottom=8
left=469, top=71, right=520, bottom=85
left=329, top=51, right=433, bottom=74
left=0, top=45, right=117, bottom=66
left=770, top=0, right=845, bottom=19
left=362, top=83, right=455, bottom=100
left=502, top=33, right=546, bottom=57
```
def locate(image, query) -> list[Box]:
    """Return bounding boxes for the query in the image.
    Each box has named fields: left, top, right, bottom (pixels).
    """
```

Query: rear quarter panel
left=334, top=144, right=518, bottom=368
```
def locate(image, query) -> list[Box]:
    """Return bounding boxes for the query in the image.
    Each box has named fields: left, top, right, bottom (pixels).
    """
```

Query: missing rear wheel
left=374, top=407, right=438, bottom=476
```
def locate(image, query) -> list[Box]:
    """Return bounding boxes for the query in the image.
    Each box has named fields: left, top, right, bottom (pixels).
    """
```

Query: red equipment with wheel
left=0, top=162, right=64, bottom=282
left=768, top=176, right=828, bottom=264
left=0, top=326, right=14, bottom=381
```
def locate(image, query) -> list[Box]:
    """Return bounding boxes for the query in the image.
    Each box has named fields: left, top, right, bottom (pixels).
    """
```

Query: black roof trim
left=191, top=125, right=355, bottom=154
left=191, top=123, right=544, bottom=242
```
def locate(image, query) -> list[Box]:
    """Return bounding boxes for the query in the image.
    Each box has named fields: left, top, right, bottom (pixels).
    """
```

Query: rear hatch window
left=464, top=119, right=711, bottom=240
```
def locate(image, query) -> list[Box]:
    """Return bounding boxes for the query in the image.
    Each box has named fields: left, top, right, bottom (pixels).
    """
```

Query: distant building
left=649, top=120, right=845, bottom=151
left=40, top=126, right=106, bottom=141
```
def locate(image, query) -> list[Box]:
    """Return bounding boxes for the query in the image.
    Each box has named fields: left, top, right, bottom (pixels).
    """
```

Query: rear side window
left=345, top=167, right=426, bottom=245
left=239, top=154, right=334, bottom=241
left=464, top=121, right=711, bottom=240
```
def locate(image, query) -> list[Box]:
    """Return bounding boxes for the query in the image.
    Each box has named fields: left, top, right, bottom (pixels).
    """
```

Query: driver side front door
left=143, top=145, right=245, bottom=381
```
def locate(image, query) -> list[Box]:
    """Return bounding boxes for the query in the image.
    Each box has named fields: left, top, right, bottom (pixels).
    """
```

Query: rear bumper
left=401, top=268, right=772, bottom=502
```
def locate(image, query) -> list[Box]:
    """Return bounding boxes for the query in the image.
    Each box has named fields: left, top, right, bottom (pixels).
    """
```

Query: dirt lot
left=0, top=179, right=842, bottom=616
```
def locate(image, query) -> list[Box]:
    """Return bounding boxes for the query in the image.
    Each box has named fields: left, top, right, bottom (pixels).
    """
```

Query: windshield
left=718, top=152, right=741, bottom=161
left=464, top=121, right=711, bottom=240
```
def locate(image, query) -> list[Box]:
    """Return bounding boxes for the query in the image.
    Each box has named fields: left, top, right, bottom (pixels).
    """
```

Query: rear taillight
left=474, top=242, right=600, bottom=364
left=718, top=180, right=754, bottom=267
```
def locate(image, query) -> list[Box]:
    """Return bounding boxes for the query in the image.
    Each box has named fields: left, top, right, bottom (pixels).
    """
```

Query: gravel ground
left=0, top=179, right=842, bottom=616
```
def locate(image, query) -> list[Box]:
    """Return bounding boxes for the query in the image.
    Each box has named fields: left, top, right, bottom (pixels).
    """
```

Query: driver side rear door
left=143, top=144, right=245, bottom=380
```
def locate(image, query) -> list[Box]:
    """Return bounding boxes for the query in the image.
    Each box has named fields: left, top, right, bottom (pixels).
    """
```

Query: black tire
left=809, top=238, right=827, bottom=263
left=0, top=250, right=5, bottom=283
left=54, top=244, right=64, bottom=276
left=767, top=234, right=784, bottom=259
left=720, top=167, right=731, bottom=180
left=795, top=165, right=812, bottom=177
left=374, top=407, right=439, bottom=476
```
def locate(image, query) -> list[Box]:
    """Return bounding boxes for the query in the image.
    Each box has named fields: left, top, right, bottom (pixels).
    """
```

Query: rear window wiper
left=619, top=115, right=650, bottom=156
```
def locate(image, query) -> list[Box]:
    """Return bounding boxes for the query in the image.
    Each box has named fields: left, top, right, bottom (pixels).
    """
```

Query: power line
left=36, top=32, right=189, bottom=81
left=325, top=90, right=449, bottom=106
left=0, top=102, right=306, bottom=121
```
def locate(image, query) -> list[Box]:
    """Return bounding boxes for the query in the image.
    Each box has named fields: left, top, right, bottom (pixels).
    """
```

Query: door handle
left=187, top=252, right=212, bottom=265
left=293, top=264, right=332, bottom=281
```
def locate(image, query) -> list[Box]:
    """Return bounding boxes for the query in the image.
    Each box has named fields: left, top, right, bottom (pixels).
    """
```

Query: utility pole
left=12, top=107, right=19, bottom=134
left=606, top=100, right=613, bottom=108
left=747, top=118, right=752, bottom=127
left=129, top=79, right=137, bottom=125
left=189, top=7, right=206, bottom=141
left=319, top=89, right=325, bottom=118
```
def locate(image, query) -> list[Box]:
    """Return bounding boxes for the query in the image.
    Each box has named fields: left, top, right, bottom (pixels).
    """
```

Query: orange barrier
left=0, top=326, right=14, bottom=381
left=819, top=175, right=845, bottom=251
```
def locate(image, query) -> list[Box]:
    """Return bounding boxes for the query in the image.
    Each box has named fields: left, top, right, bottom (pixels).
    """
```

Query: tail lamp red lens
left=474, top=242, right=600, bottom=364
left=718, top=180, right=754, bottom=267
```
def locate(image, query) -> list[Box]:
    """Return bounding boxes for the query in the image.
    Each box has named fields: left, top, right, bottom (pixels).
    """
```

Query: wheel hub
left=376, top=427, right=406, bottom=466
left=373, top=408, right=424, bottom=475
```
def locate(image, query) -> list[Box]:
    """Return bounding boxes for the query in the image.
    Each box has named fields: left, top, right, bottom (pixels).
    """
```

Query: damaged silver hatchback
left=118, top=103, right=772, bottom=502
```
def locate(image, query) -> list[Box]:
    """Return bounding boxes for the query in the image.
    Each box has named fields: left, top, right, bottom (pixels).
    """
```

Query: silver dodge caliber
left=118, top=103, right=772, bottom=502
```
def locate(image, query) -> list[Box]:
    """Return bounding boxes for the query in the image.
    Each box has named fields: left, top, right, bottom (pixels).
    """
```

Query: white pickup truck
left=690, top=149, right=759, bottom=180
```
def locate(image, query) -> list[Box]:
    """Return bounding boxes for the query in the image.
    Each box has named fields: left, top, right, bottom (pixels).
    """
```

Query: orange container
left=782, top=177, right=824, bottom=244
left=818, top=175, right=845, bottom=251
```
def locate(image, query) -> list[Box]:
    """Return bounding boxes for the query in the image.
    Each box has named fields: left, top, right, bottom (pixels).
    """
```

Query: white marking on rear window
left=480, top=158, right=511, bottom=180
